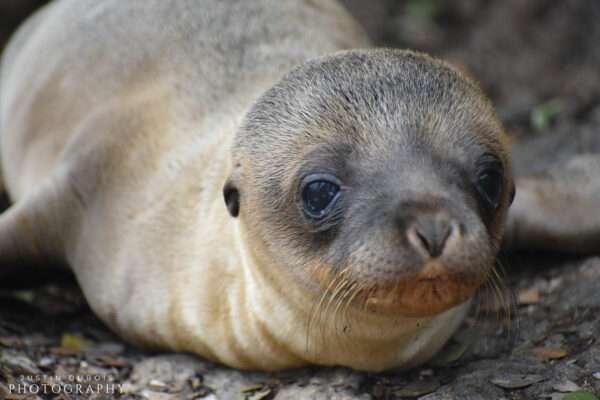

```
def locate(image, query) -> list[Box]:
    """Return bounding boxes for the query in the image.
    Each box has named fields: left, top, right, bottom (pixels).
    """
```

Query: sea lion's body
left=1, top=0, right=598, bottom=372
left=0, top=0, right=382, bottom=370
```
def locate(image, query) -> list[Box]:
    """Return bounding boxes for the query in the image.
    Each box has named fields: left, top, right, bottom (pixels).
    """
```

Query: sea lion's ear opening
left=223, top=168, right=241, bottom=218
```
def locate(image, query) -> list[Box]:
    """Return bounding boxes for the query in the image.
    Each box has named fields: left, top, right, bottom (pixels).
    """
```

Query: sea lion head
left=224, top=49, right=514, bottom=318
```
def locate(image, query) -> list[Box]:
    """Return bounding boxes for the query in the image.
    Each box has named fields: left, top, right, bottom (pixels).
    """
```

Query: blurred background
left=2, top=0, right=599, bottom=141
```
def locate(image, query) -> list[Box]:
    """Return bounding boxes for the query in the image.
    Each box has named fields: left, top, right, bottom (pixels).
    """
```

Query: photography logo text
left=8, top=374, right=123, bottom=396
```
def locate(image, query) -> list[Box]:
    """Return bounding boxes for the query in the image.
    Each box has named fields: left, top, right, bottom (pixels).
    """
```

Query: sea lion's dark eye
left=477, top=161, right=504, bottom=210
left=301, top=176, right=341, bottom=219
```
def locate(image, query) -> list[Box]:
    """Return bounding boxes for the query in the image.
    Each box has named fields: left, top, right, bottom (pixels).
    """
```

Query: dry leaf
left=394, top=378, right=440, bottom=397
left=532, top=347, right=568, bottom=360
left=490, top=373, right=545, bottom=389
left=0, top=336, right=24, bottom=348
left=247, top=389, right=272, bottom=400
left=49, top=346, right=81, bottom=357
left=95, top=355, right=131, bottom=368
left=241, top=384, right=264, bottom=393
left=553, top=379, right=581, bottom=393
left=518, top=287, right=540, bottom=304
left=60, top=333, right=91, bottom=351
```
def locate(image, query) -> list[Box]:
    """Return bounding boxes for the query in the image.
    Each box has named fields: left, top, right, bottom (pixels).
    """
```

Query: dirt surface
left=1, top=1, right=600, bottom=399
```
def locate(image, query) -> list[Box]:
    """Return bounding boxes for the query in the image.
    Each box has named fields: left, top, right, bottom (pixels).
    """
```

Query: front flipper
left=0, top=177, right=72, bottom=279
left=505, top=128, right=600, bottom=253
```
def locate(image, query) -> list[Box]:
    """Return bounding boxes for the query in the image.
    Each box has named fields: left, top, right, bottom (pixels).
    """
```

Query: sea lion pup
left=1, top=0, right=514, bottom=371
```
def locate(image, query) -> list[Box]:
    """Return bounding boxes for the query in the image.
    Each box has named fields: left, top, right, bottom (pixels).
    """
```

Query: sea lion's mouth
left=359, top=271, right=482, bottom=317
left=309, top=261, right=486, bottom=318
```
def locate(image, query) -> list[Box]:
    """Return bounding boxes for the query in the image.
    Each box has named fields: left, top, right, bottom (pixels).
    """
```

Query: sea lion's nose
left=406, top=212, right=457, bottom=259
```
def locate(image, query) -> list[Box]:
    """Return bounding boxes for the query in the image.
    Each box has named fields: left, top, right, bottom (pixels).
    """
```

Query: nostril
left=407, top=218, right=454, bottom=259
left=414, top=229, right=432, bottom=256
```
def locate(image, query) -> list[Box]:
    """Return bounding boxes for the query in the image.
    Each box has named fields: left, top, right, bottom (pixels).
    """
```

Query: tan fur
left=1, top=0, right=513, bottom=371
